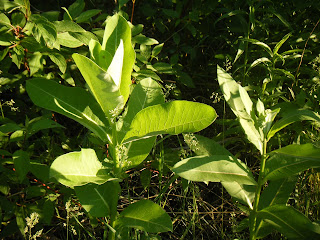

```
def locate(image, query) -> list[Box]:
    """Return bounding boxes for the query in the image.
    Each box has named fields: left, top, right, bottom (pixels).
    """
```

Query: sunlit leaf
left=264, top=143, right=320, bottom=182
left=217, top=65, right=263, bottom=153
left=183, top=134, right=256, bottom=207
left=50, top=149, right=111, bottom=188
left=123, top=101, right=217, bottom=143
left=267, top=109, right=320, bottom=141
left=72, top=53, right=124, bottom=120
left=75, top=9, right=101, bottom=23
left=119, top=78, right=165, bottom=169
left=101, top=14, right=135, bottom=104
left=26, top=78, right=110, bottom=142
left=122, top=78, right=165, bottom=134
left=48, top=52, right=66, bottom=73
left=258, top=205, right=320, bottom=239
left=222, top=181, right=255, bottom=208
left=173, top=155, right=257, bottom=185
left=115, top=200, right=172, bottom=232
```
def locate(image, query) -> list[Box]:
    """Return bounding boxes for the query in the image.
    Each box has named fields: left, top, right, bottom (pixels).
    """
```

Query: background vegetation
left=1, top=0, right=319, bottom=239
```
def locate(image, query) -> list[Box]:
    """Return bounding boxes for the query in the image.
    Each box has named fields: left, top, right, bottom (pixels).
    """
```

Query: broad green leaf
left=41, top=12, right=59, bottom=22
left=64, top=0, right=85, bottom=20
left=255, top=176, right=298, bottom=239
left=26, top=78, right=110, bottom=142
left=0, top=13, right=11, bottom=27
left=131, top=24, right=144, bottom=36
left=11, top=12, right=26, bottom=27
left=107, top=39, right=124, bottom=87
left=217, top=65, right=263, bottom=153
left=15, top=206, right=26, bottom=238
left=152, top=43, right=164, bottom=58
left=13, top=150, right=30, bottom=182
left=54, top=20, right=86, bottom=32
left=256, top=99, right=265, bottom=117
left=48, top=52, right=66, bottom=73
left=184, top=133, right=250, bottom=169
left=56, top=32, right=83, bottom=48
left=0, top=29, right=15, bottom=46
left=132, top=69, right=161, bottom=82
left=0, top=149, right=11, bottom=157
left=88, top=39, right=112, bottom=71
left=116, top=200, right=172, bottom=233
left=0, top=47, right=9, bottom=61
left=259, top=176, right=297, bottom=209
left=172, top=155, right=257, bottom=185
left=30, top=15, right=57, bottom=48
left=239, top=86, right=253, bottom=116
left=29, top=52, right=43, bottom=76
left=75, top=181, right=120, bottom=217
left=257, top=205, right=320, bottom=239
left=123, top=101, right=217, bottom=143
left=9, top=130, right=24, bottom=142
left=50, top=148, right=111, bottom=188
left=222, top=181, right=255, bottom=208
left=264, top=143, right=320, bottom=182
left=30, top=162, right=50, bottom=182
left=102, top=14, right=135, bottom=104
left=69, top=31, right=98, bottom=46
left=152, top=62, right=174, bottom=74
left=73, top=53, right=124, bottom=120
left=121, top=137, right=156, bottom=170
left=119, top=78, right=164, bottom=169
left=176, top=71, right=195, bottom=88
left=0, top=123, right=21, bottom=134
left=184, top=134, right=256, bottom=207
left=75, top=9, right=101, bottom=23
left=255, top=221, right=275, bottom=240
left=267, top=109, right=320, bottom=141
left=122, top=78, right=165, bottom=134
left=54, top=20, right=96, bottom=48
left=132, top=34, right=159, bottom=45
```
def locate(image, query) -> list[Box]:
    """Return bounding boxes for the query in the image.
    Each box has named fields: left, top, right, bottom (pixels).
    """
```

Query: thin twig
left=130, top=0, right=136, bottom=23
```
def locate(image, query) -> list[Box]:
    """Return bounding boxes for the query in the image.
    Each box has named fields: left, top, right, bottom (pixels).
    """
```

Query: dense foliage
left=1, top=0, right=320, bottom=239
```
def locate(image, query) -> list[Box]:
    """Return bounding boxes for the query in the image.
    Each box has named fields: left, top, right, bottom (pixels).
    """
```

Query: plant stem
left=0, top=101, right=4, bottom=118
left=249, top=139, right=268, bottom=240
left=107, top=203, right=118, bottom=240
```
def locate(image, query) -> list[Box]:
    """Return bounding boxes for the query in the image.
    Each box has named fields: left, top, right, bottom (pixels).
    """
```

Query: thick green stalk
left=107, top=210, right=117, bottom=240
left=106, top=191, right=119, bottom=240
left=249, top=139, right=268, bottom=240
